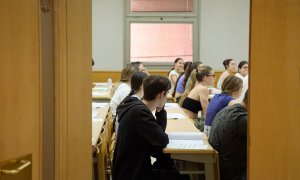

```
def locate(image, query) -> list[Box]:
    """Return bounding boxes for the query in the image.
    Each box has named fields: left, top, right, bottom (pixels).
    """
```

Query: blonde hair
left=221, top=75, right=243, bottom=95
left=120, top=64, right=138, bottom=82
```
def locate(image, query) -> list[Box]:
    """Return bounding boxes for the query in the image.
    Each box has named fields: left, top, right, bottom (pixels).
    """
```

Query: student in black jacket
left=209, top=90, right=248, bottom=180
left=112, top=75, right=187, bottom=180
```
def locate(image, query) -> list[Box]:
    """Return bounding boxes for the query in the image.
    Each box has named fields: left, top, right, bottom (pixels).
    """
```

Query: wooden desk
left=164, top=104, right=218, bottom=180
left=165, top=103, right=189, bottom=120
left=92, top=103, right=110, bottom=146
left=92, top=83, right=112, bottom=102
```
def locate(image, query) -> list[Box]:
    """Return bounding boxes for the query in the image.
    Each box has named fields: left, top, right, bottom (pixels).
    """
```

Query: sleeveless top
left=182, top=97, right=203, bottom=114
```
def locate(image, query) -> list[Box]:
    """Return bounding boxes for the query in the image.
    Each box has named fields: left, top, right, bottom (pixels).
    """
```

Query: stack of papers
left=93, top=87, right=109, bottom=91
left=166, top=132, right=208, bottom=150
left=92, top=92, right=105, bottom=96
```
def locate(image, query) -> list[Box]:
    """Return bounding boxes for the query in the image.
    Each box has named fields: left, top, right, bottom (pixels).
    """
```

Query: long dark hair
left=119, top=71, right=148, bottom=105
left=222, top=59, right=233, bottom=70
left=183, top=61, right=203, bottom=89
left=238, top=61, right=248, bottom=73
left=168, top=58, right=183, bottom=76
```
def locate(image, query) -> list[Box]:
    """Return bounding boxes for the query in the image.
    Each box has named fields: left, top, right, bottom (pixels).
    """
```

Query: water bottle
left=107, top=78, right=112, bottom=89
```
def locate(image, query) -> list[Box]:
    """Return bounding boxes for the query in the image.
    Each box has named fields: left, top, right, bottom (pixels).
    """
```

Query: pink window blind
left=130, top=0, right=193, bottom=12
left=130, top=23, right=193, bottom=63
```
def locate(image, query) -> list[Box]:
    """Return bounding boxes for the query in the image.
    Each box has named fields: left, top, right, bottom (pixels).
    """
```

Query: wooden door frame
left=53, top=0, right=92, bottom=179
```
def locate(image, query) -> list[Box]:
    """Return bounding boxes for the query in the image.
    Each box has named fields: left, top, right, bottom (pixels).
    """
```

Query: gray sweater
left=209, top=104, right=247, bottom=180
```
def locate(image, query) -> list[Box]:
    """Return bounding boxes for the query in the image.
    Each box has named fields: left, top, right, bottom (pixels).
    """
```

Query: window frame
left=124, top=0, right=200, bottom=70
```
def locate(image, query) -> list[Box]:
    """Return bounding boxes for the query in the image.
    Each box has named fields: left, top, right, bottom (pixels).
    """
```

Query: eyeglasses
left=206, top=74, right=216, bottom=78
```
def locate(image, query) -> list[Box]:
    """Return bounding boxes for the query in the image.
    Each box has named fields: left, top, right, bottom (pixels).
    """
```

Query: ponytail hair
left=119, top=71, right=148, bottom=105
left=222, top=59, right=233, bottom=70
left=179, top=69, right=198, bottom=106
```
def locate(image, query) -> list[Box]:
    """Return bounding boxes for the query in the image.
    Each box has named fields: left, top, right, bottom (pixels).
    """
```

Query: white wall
left=92, top=0, right=124, bottom=71
left=92, top=0, right=250, bottom=71
left=200, top=0, right=250, bottom=70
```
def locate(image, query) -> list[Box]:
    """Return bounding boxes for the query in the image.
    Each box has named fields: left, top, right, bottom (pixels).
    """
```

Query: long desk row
left=92, top=83, right=112, bottom=102
left=92, top=103, right=110, bottom=146
left=92, top=82, right=219, bottom=180
left=164, top=103, right=219, bottom=180
left=93, top=82, right=182, bottom=103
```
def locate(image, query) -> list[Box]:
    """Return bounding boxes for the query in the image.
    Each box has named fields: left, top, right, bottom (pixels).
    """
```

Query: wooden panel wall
left=249, top=1, right=300, bottom=179
left=54, top=0, right=92, bottom=179
left=0, top=1, right=41, bottom=179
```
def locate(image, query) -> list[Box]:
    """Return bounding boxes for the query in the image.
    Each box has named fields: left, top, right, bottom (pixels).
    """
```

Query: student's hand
left=156, top=106, right=165, bottom=112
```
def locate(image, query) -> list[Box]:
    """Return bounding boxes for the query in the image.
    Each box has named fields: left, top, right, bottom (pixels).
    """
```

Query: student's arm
left=199, top=87, right=209, bottom=116
left=136, top=108, right=169, bottom=158
left=170, top=74, right=177, bottom=85
left=155, top=107, right=167, bottom=131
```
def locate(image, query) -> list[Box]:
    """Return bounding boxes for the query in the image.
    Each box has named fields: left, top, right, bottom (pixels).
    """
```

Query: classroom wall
left=199, top=0, right=250, bottom=70
left=92, top=0, right=250, bottom=71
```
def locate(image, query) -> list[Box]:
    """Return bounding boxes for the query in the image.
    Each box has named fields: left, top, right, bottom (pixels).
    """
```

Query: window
left=130, top=0, right=194, bottom=12
left=125, top=0, right=199, bottom=69
left=130, top=23, right=193, bottom=63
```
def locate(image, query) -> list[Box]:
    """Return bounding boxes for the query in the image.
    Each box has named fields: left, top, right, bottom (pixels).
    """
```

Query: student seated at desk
left=168, top=58, right=184, bottom=93
left=173, top=61, right=203, bottom=101
left=204, top=75, right=243, bottom=136
left=217, top=59, right=237, bottom=89
left=209, top=90, right=248, bottom=180
left=235, top=61, right=249, bottom=102
left=179, top=66, right=215, bottom=131
left=114, top=71, right=148, bottom=133
left=112, top=75, right=188, bottom=180
left=110, top=64, right=139, bottom=116
left=130, top=61, right=149, bottom=75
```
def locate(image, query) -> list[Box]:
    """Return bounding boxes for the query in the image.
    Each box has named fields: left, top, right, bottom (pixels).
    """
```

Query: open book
left=166, top=132, right=208, bottom=150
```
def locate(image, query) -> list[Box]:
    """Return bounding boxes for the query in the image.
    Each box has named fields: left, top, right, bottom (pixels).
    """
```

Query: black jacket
left=112, top=96, right=169, bottom=180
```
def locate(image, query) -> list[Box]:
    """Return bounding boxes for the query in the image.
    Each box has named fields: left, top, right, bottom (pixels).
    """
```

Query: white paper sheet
left=167, top=113, right=186, bottom=119
left=167, top=140, right=208, bottom=149
left=92, top=112, right=99, bottom=118
left=92, top=92, right=105, bottom=96
left=167, top=132, right=205, bottom=140
left=165, top=103, right=179, bottom=108
left=92, top=118, right=104, bottom=122
left=93, top=87, right=109, bottom=91
left=92, top=102, right=108, bottom=108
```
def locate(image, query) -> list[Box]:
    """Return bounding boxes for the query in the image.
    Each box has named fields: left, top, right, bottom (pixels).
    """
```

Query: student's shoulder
left=198, top=85, right=208, bottom=92
left=169, top=70, right=178, bottom=76
left=130, top=101, right=149, bottom=112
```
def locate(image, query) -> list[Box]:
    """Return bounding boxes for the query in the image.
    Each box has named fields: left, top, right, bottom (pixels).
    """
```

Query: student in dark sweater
left=112, top=75, right=187, bottom=180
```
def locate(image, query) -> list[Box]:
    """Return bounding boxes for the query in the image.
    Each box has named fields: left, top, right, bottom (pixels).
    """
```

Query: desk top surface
left=92, top=102, right=110, bottom=146
left=164, top=103, right=213, bottom=153
left=92, top=83, right=112, bottom=100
